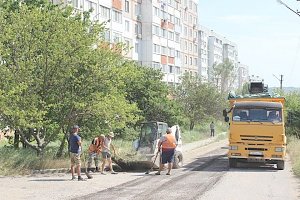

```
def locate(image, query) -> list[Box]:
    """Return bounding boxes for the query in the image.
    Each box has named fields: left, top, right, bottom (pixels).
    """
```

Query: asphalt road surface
left=75, top=144, right=299, bottom=200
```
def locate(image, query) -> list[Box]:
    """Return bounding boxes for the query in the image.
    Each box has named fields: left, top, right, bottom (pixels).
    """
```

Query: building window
left=112, top=32, right=122, bottom=43
left=194, top=58, right=197, bottom=66
left=125, top=0, right=130, bottom=13
left=168, top=31, right=174, bottom=40
left=175, top=17, right=180, bottom=26
left=169, top=65, right=174, bottom=73
left=100, top=5, right=110, bottom=19
left=175, top=33, right=180, bottom=43
left=189, top=43, right=192, bottom=51
left=185, top=56, right=188, bottom=64
left=135, top=3, right=141, bottom=15
left=161, top=46, right=167, bottom=55
left=153, top=25, right=160, bottom=36
left=194, top=44, right=198, bottom=53
left=113, top=10, right=122, bottom=23
left=184, top=26, right=187, bottom=36
left=175, top=50, right=180, bottom=58
left=154, top=6, right=160, bottom=17
left=168, top=48, right=175, bottom=57
left=135, top=22, right=142, bottom=34
left=153, top=44, right=161, bottom=54
left=124, top=38, right=131, bottom=48
left=153, top=62, right=161, bottom=70
left=189, top=29, right=192, bottom=37
left=190, top=57, right=192, bottom=65
left=135, top=43, right=139, bottom=53
left=176, top=66, right=180, bottom=74
left=72, top=0, right=79, bottom=8
left=185, top=41, right=188, bottom=50
left=162, top=29, right=168, bottom=38
left=103, top=30, right=110, bottom=42
left=125, top=20, right=130, bottom=32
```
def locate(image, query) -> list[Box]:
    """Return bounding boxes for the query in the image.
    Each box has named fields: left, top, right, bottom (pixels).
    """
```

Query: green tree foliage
left=285, top=92, right=300, bottom=137
left=123, top=65, right=184, bottom=126
left=0, top=2, right=140, bottom=155
left=175, top=74, right=226, bottom=130
left=213, top=59, right=236, bottom=94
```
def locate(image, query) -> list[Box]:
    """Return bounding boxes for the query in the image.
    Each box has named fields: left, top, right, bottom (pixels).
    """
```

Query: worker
left=155, top=128, right=177, bottom=175
left=210, top=121, right=215, bottom=137
left=87, top=134, right=105, bottom=172
left=100, top=132, right=118, bottom=175
left=69, top=125, right=84, bottom=181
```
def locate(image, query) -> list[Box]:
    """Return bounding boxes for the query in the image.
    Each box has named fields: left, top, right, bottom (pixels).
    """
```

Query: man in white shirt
left=100, top=132, right=117, bottom=174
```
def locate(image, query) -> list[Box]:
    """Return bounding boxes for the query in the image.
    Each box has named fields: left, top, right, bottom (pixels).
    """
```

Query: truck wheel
left=277, top=160, right=285, bottom=170
left=229, top=158, right=237, bottom=168
left=173, top=152, right=183, bottom=169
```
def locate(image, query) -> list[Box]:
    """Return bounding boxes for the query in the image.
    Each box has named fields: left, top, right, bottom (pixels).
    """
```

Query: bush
left=287, top=135, right=300, bottom=177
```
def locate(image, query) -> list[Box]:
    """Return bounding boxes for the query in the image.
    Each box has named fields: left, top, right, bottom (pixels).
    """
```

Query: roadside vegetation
left=285, top=92, right=300, bottom=177
left=0, top=0, right=229, bottom=175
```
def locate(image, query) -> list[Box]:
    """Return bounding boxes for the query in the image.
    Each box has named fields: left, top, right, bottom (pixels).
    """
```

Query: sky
left=198, top=0, right=300, bottom=87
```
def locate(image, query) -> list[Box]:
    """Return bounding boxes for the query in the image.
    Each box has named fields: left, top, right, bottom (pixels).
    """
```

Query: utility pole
left=277, top=0, right=300, bottom=17
left=273, top=74, right=284, bottom=90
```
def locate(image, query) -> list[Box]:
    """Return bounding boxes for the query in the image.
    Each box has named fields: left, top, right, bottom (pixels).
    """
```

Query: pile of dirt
left=112, top=157, right=156, bottom=171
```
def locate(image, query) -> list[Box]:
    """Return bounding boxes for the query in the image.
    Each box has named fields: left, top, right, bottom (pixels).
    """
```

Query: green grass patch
left=181, top=121, right=228, bottom=144
left=0, top=146, right=69, bottom=176
left=287, top=135, right=300, bottom=177
left=0, top=121, right=228, bottom=175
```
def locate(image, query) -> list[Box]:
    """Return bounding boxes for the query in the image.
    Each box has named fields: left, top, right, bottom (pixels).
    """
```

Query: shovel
left=145, top=150, right=160, bottom=174
left=82, top=151, right=93, bottom=179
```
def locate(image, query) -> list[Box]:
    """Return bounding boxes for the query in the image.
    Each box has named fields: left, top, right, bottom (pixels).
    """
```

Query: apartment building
left=198, top=25, right=210, bottom=81
left=207, top=31, right=224, bottom=83
left=180, top=0, right=199, bottom=78
left=140, top=0, right=182, bottom=85
left=53, top=0, right=141, bottom=61
left=52, top=0, right=247, bottom=90
left=237, top=62, right=249, bottom=89
left=223, top=40, right=239, bottom=90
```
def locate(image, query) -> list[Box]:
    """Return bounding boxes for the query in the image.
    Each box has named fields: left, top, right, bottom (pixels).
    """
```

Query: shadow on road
left=29, top=178, right=70, bottom=182
left=182, top=151, right=279, bottom=173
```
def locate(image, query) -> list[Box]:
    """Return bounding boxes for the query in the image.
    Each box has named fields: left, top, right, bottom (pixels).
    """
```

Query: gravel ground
left=0, top=137, right=226, bottom=200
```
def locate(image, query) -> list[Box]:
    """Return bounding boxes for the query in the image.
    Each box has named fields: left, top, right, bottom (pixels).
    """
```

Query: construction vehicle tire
left=173, top=152, right=183, bottom=169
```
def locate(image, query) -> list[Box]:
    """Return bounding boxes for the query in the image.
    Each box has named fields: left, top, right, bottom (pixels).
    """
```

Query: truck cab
left=225, top=97, right=286, bottom=170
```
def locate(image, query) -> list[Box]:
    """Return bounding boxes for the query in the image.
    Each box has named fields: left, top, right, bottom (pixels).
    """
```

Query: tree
left=285, top=92, right=300, bottom=137
left=175, top=74, right=226, bottom=130
left=213, top=59, right=236, bottom=94
left=123, top=64, right=184, bottom=126
left=0, top=2, right=140, bottom=155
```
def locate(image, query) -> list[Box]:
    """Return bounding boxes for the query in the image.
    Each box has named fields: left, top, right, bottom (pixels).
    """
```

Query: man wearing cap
left=87, top=134, right=105, bottom=172
left=100, top=132, right=117, bottom=174
left=69, top=125, right=84, bottom=181
left=155, top=128, right=177, bottom=175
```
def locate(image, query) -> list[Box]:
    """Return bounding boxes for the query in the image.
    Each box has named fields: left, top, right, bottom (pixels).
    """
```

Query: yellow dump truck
left=224, top=80, right=286, bottom=170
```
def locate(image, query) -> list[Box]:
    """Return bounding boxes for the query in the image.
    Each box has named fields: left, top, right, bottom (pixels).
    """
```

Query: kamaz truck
left=223, top=79, right=286, bottom=170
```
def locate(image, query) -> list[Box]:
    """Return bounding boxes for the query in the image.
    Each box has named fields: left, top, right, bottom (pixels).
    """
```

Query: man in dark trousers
left=155, top=128, right=177, bottom=175
left=210, top=121, right=215, bottom=137
left=69, top=125, right=84, bottom=181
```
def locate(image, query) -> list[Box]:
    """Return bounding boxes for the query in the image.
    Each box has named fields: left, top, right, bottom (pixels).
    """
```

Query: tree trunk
left=56, top=134, right=67, bottom=158
left=189, top=121, right=194, bottom=131
left=14, top=130, right=20, bottom=149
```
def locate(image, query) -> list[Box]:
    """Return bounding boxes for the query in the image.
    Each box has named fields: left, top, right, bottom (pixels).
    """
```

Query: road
left=1, top=140, right=299, bottom=200
left=75, top=141, right=300, bottom=200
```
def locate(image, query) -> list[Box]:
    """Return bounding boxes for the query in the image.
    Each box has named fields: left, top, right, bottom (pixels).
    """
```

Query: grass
left=181, top=121, right=228, bottom=143
left=287, top=135, right=300, bottom=177
left=0, top=121, right=228, bottom=175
